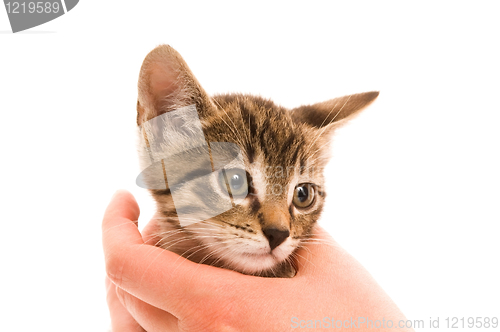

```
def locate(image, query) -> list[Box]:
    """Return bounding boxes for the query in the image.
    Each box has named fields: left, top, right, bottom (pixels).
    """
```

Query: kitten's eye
left=219, top=168, right=249, bottom=198
left=293, top=184, right=316, bottom=208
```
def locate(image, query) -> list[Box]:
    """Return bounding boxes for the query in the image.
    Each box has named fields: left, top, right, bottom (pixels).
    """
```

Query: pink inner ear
left=138, top=45, right=215, bottom=124
left=149, top=62, right=180, bottom=103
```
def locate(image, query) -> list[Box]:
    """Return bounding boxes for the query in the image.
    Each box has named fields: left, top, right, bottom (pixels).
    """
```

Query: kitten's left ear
left=136, top=45, right=215, bottom=126
left=291, top=91, right=379, bottom=129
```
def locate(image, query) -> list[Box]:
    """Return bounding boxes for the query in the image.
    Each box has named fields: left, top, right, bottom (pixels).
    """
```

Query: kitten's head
left=136, top=45, right=378, bottom=277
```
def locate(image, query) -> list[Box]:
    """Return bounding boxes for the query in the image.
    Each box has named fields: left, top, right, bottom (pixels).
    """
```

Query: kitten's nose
left=263, top=227, right=290, bottom=251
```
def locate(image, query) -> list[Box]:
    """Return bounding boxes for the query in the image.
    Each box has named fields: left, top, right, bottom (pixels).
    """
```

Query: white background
left=1, top=1, right=499, bottom=331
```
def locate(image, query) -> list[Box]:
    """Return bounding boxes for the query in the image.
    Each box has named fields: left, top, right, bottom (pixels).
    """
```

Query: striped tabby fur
left=136, top=45, right=378, bottom=277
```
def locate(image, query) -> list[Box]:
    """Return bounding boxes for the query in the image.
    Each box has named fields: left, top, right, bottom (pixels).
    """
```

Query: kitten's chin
left=224, top=252, right=296, bottom=278
left=222, top=244, right=296, bottom=276
left=230, top=252, right=277, bottom=273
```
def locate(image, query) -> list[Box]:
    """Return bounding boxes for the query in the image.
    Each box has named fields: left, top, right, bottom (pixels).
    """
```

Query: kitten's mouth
left=188, top=221, right=296, bottom=274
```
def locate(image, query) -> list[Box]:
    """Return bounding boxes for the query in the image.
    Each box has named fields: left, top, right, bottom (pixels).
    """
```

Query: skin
left=103, top=190, right=415, bottom=332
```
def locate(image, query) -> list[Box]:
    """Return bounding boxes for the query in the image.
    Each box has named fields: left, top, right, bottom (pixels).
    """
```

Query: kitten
left=136, top=45, right=378, bottom=278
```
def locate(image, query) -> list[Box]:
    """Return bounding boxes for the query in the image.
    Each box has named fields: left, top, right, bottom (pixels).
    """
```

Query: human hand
left=103, top=190, right=413, bottom=331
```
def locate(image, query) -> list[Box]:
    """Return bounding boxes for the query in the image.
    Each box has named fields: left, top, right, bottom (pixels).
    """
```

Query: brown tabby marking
left=136, top=45, right=378, bottom=277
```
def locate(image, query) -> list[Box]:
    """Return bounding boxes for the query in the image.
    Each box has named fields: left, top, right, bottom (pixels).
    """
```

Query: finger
left=105, top=190, right=141, bottom=224
left=106, top=277, right=146, bottom=332
left=102, top=189, right=253, bottom=318
left=116, top=286, right=179, bottom=332
left=141, top=218, right=161, bottom=245
left=294, top=225, right=343, bottom=275
left=102, top=189, right=146, bottom=283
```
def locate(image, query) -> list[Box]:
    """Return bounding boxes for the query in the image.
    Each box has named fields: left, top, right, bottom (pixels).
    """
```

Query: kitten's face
left=136, top=45, right=378, bottom=277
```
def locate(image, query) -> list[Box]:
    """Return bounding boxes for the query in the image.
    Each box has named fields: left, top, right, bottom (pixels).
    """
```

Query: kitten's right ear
left=137, top=45, right=215, bottom=125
